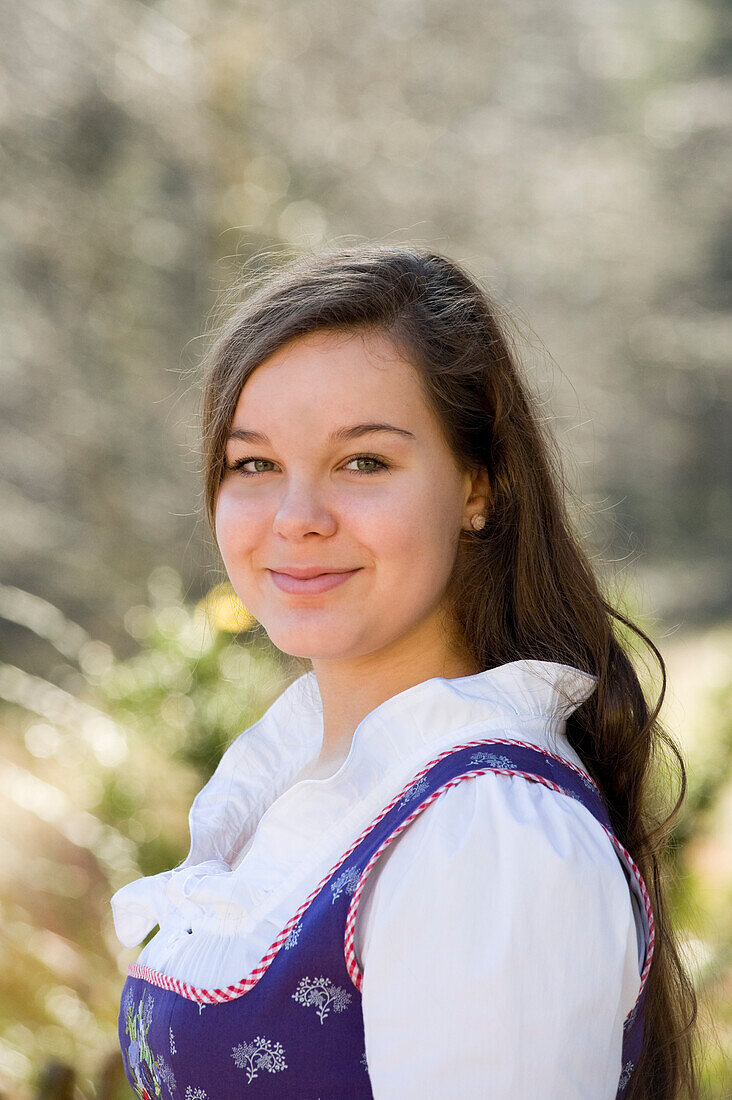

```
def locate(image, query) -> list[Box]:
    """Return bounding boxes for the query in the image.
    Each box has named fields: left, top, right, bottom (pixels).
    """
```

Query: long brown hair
left=199, top=244, right=699, bottom=1098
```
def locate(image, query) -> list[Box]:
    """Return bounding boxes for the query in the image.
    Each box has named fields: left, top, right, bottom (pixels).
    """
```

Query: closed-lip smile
left=269, top=566, right=357, bottom=578
left=266, top=566, right=361, bottom=594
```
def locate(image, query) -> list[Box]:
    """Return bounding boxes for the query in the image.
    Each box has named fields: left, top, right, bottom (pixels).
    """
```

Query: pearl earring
left=470, top=513, right=486, bottom=531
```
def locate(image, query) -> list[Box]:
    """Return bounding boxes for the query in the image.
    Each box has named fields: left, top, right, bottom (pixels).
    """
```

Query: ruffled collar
left=111, top=659, right=598, bottom=949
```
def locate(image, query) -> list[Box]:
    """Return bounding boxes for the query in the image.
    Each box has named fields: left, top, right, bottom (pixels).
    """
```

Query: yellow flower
left=196, top=583, right=257, bottom=633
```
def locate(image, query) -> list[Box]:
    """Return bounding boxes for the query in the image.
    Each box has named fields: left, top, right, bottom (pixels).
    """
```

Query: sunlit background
left=0, top=0, right=729, bottom=1096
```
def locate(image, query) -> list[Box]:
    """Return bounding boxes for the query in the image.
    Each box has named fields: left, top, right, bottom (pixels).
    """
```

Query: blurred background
left=0, top=0, right=730, bottom=1096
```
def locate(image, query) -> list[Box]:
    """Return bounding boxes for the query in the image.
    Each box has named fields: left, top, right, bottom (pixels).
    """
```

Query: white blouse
left=111, top=659, right=645, bottom=1099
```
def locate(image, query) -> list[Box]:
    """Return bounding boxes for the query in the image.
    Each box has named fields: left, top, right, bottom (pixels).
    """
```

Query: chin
left=263, top=619, right=359, bottom=661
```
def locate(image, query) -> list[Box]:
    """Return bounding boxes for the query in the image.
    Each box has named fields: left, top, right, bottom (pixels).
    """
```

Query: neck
left=309, top=614, right=480, bottom=768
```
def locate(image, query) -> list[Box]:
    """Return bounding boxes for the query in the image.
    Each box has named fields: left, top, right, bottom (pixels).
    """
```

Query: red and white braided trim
left=344, top=765, right=655, bottom=1030
left=127, top=738, right=653, bottom=1019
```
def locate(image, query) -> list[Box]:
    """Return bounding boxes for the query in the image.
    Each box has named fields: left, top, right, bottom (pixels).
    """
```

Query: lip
left=267, top=568, right=360, bottom=594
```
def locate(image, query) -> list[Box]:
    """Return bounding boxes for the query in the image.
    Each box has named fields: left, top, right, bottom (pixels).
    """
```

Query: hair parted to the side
left=198, top=243, right=699, bottom=1099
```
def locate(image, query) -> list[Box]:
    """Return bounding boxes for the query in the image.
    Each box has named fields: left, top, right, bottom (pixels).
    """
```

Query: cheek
left=346, top=483, right=419, bottom=551
left=358, top=482, right=458, bottom=580
left=214, top=490, right=262, bottom=559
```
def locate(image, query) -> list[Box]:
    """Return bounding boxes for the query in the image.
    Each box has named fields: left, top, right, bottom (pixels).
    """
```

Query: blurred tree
left=0, top=0, right=729, bottom=674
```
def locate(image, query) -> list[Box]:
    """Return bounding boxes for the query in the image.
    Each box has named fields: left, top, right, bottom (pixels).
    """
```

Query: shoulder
left=354, top=769, right=643, bottom=1097
left=355, top=767, right=641, bottom=981
left=371, top=765, right=625, bottom=884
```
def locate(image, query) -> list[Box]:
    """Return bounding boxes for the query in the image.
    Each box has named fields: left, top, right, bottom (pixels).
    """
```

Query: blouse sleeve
left=354, top=771, right=644, bottom=1100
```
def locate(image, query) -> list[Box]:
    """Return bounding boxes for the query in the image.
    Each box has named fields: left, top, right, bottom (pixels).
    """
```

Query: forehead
left=231, top=329, right=433, bottom=428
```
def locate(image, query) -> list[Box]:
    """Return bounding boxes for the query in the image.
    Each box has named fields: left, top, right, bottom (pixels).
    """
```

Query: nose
left=272, top=483, right=339, bottom=539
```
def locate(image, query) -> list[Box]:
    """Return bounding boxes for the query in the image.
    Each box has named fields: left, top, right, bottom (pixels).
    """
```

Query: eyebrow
left=226, top=422, right=417, bottom=446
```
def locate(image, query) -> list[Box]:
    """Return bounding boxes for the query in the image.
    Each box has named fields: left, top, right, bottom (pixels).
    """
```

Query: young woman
left=112, top=245, right=698, bottom=1098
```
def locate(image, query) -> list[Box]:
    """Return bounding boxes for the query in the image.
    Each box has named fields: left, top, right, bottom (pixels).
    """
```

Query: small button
left=166, top=927, right=193, bottom=947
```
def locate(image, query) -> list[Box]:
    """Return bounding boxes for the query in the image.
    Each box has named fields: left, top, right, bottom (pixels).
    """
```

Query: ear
left=461, top=465, right=491, bottom=531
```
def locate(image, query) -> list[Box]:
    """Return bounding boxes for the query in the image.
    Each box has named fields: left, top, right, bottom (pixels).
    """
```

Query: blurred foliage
left=603, top=579, right=732, bottom=1085
left=0, top=568, right=295, bottom=1099
left=0, top=571, right=730, bottom=1096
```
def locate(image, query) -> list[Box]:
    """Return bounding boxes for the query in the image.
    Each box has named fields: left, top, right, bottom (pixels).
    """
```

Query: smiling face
left=214, top=327, right=487, bottom=666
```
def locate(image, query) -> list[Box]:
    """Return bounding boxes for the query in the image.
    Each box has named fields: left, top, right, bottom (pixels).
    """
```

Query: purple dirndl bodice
left=118, top=738, right=654, bottom=1099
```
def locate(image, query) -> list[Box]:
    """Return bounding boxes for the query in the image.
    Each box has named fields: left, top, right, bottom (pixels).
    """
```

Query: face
left=215, top=328, right=486, bottom=664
